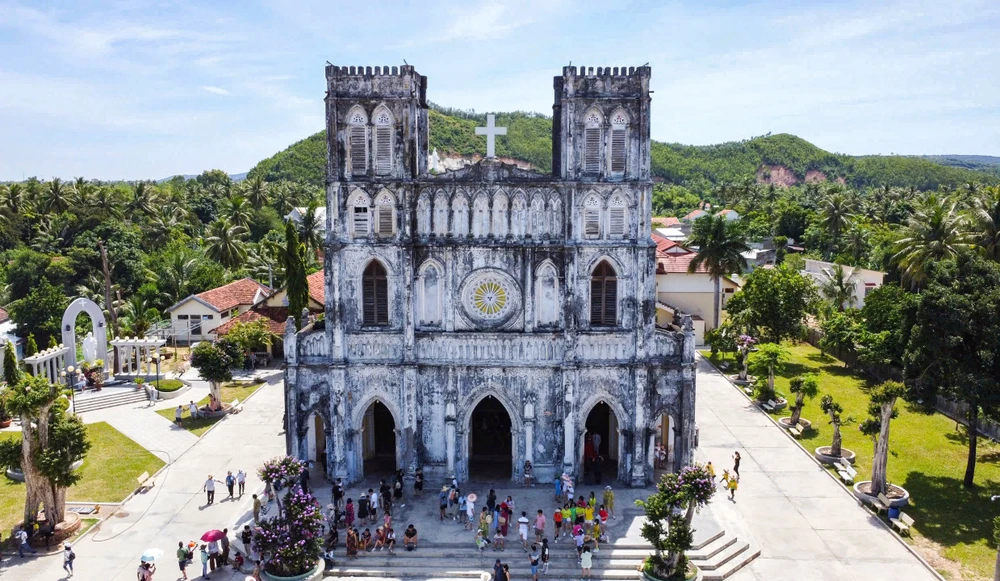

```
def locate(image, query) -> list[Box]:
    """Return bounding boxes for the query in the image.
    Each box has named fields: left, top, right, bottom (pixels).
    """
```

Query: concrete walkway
left=3, top=372, right=286, bottom=581
left=695, top=356, right=939, bottom=581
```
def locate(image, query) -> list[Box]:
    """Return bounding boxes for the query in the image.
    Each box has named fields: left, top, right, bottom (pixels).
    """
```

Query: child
left=561, top=505, right=572, bottom=538
left=598, top=504, right=608, bottom=526
left=553, top=506, right=563, bottom=540
left=540, top=538, right=550, bottom=573
left=706, top=461, right=717, bottom=482
left=592, top=519, right=605, bottom=547
left=581, top=546, right=593, bottom=580
left=493, top=527, right=506, bottom=551
left=588, top=491, right=596, bottom=509
left=373, top=527, right=386, bottom=551
left=360, top=528, right=372, bottom=552
left=573, top=525, right=585, bottom=560
left=385, top=528, right=396, bottom=554
left=232, top=550, right=245, bottom=572
left=583, top=504, right=595, bottom=534
left=475, top=530, right=489, bottom=554
left=728, top=474, right=739, bottom=501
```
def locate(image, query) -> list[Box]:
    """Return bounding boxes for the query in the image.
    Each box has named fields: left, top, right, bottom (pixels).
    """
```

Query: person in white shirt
left=203, top=475, right=222, bottom=505
left=189, top=400, right=199, bottom=419
left=517, top=511, right=530, bottom=551
left=236, top=469, right=246, bottom=497
left=465, top=498, right=476, bottom=531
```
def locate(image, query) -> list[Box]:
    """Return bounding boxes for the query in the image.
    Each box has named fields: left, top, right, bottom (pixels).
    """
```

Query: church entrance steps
left=688, top=532, right=759, bottom=580
left=73, top=388, right=148, bottom=413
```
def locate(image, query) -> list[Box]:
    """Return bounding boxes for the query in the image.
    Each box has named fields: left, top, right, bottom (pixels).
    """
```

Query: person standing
left=189, top=400, right=199, bottom=419
left=203, top=475, right=222, bottom=505
left=523, top=460, right=533, bottom=487
left=369, top=489, right=379, bottom=525
left=15, top=527, right=35, bottom=557
left=174, top=405, right=184, bottom=428
left=528, top=544, right=540, bottom=581
left=220, top=529, right=230, bottom=568
left=581, top=545, right=593, bottom=580
left=493, top=558, right=504, bottom=581
left=603, top=486, right=616, bottom=520
left=540, top=538, right=550, bottom=573
left=199, top=545, right=209, bottom=579
left=62, top=543, right=75, bottom=577
left=553, top=475, right=562, bottom=501
left=732, top=451, right=741, bottom=477
left=236, top=469, right=246, bottom=497
left=465, top=494, right=476, bottom=531
left=533, top=509, right=545, bottom=543
left=240, top=526, right=253, bottom=559
left=176, top=541, right=189, bottom=580
left=225, top=471, right=236, bottom=500
left=252, top=494, right=262, bottom=523
left=414, top=468, right=424, bottom=496
left=439, top=486, right=449, bottom=520
left=728, top=474, right=739, bottom=501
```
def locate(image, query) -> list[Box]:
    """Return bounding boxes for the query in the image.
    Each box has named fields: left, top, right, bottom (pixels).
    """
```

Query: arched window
left=583, top=109, right=603, bottom=175
left=348, top=189, right=371, bottom=237
left=535, top=262, right=559, bottom=327
left=608, top=194, right=627, bottom=238
left=416, top=193, right=431, bottom=235
left=530, top=193, right=546, bottom=237
left=472, top=192, right=490, bottom=237
left=510, top=191, right=527, bottom=237
left=590, top=261, right=617, bottom=327
left=433, top=191, right=449, bottom=236
left=452, top=194, right=469, bottom=236
left=362, top=261, right=389, bottom=326
left=375, top=191, right=395, bottom=237
left=609, top=109, right=629, bottom=176
left=417, top=262, right=442, bottom=326
left=583, top=194, right=601, bottom=238
left=347, top=107, right=368, bottom=177
left=492, top=191, right=509, bottom=237
left=373, top=106, right=394, bottom=176
left=548, top=195, right=563, bottom=238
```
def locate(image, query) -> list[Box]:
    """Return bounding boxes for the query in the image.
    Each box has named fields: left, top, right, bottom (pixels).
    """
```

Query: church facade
left=283, top=64, right=697, bottom=487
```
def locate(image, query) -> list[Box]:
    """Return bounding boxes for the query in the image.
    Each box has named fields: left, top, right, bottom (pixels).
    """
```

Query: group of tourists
left=705, top=450, right=742, bottom=501
left=201, top=470, right=246, bottom=505
left=321, top=470, right=412, bottom=567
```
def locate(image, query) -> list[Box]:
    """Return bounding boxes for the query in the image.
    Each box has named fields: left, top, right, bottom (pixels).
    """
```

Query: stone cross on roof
left=475, top=114, right=507, bottom=159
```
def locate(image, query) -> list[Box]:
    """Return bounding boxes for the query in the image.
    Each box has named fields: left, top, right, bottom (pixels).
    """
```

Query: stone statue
left=82, top=332, right=98, bottom=364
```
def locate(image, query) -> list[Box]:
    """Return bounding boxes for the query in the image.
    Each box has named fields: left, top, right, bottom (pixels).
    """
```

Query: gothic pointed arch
left=451, top=191, right=470, bottom=236
left=534, top=259, right=560, bottom=327
left=582, top=192, right=603, bottom=238
left=416, top=258, right=444, bottom=327
left=589, top=259, right=618, bottom=327
left=433, top=189, right=450, bottom=236
left=374, top=189, right=396, bottom=237
left=372, top=105, right=394, bottom=176
left=347, top=188, right=371, bottom=237
left=609, top=107, right=629, bottom=176
left=416, top=191, right=431, bottom=236
left=491, top=189, right=509, bottom=237
left=607, top=191, right=628, bottom=238
left=510, top=190, right=527, bottom=237
left=361, top=259, right=389, bottom=326
left=548, top=194, right=562, bottom=238
left=582, top=107, right=604, bottom=175
left=529, top=191, right=546, bottom=237
left=472, top=191, right=490, bottom=237
left=346, top=105, right=369, bottom=177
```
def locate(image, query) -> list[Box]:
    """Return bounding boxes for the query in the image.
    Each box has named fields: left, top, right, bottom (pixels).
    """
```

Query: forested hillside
left=249, top=105, right=997, bottom=193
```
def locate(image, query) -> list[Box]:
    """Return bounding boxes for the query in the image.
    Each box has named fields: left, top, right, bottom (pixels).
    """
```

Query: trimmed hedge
left=152, top=379, right=184, bottom=392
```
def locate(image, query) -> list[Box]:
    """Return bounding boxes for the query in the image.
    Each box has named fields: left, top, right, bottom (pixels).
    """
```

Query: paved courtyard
left=694, top=356, right=940, bottom=581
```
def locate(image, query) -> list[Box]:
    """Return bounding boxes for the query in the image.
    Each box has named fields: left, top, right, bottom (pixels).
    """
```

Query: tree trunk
left=790, top=393, right=805, bottom=425
left=830, top=415, right=842, bottom=457
left=712, top=276, right=722, bottom=332
left=768, top=365, right=775, bottom=392
left=209, top=381, right=222, bottom=408
left=965, top=405, right=979, bottom=489
left=870, top=399, right=895, bottom=497
left=20, top=398, right=65, bottom=526
left=993, top=543, right=1000, bottom=581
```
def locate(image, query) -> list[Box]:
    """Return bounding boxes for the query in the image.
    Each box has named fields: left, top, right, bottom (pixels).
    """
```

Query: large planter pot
left=6, top=459, right=83, bottom=482
left=0, top=419, right=11, bottom=428
left=730, top=374, right=756, bottom=385
left=814, top=447, right=856, bottom=465
left=155, top=382, right=191, bottom=400
left=262, top=560, right=323, bottom=581
left=778, top=417, right=811, bottom=430
left=854, top=481, right=910, bottom=508
left=641, top=563, right=699, bottom=581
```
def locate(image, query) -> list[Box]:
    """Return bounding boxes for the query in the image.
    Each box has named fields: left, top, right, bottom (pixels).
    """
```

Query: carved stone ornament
left=458, top=268, right=522, bottom=328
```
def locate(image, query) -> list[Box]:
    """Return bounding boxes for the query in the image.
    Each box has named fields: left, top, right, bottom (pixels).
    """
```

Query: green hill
left=248, top=106, right=998, bottom=192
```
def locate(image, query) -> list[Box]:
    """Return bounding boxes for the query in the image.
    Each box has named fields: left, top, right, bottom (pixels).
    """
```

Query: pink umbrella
left=200, top=530, right=225, bottom=542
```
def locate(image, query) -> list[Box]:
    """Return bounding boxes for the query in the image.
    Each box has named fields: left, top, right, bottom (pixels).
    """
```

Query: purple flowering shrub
left=253, top=459, right=324, bottom=576
left=636, top=465, right=716, bottom=579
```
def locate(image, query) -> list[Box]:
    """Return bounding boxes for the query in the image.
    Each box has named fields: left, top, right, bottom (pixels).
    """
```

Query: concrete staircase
left=73, top=389, right=149, bottom=414
left=322, top=529, right=757, bottom=580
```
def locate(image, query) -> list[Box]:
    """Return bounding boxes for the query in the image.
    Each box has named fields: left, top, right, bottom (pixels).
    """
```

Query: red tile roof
left=307, top=270, right=325, bottom=305
left=196, top=278, right=270, bottom=312
left=0, top=307, right=8, bottom=324
left=651, top=216, right=681, bottom=227
left=213, top=306, right=288, bottom=336
left=683, top=209, right=707, bottom=221
left=651, top=231, right=682, bottom=254
left=656, top=252, right=709, bottom=274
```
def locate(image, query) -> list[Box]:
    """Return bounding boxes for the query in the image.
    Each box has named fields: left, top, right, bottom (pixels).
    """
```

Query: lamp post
left=63, top=365, right=77, bottom=415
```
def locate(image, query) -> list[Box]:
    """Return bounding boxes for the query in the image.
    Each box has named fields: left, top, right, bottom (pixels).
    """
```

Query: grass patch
left=701, top=344, right=1000, bottom=579
left=155, top=380, right=266, bottom=437
left=151, top=379, right=184, bottom=392
left=0, top=422, right=164, bottom=542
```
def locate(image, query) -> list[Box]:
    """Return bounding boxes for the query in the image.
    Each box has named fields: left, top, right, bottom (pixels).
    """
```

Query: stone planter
left=778, top=417, right=811, bottom=430
left=814, top=447, right=856, bottom=465
left=262, top=560, right=324, bottom=581
left=155, top=382, right=191, bottom=400
left=754, top=397, right=787, bottom=411
left=640, top=564, right=699, bottom=581
left=730, top=374, right=756, bottom=385
left=854, top=482, right=910, bottom=508
left=0, top=419, right=11, bottom=429
left=6, top=459, right=83, bottom=482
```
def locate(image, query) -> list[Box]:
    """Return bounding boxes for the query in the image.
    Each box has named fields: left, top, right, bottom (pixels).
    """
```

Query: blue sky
left=1, top=0, right=998, bottom=180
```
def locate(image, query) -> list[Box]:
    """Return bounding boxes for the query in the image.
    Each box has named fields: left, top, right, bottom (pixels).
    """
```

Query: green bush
left=152, top=379, right=184, bottom=392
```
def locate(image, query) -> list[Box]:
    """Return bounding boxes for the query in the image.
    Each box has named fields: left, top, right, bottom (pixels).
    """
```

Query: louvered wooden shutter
left=590, top=279, right=603, bottom=324
left=377, top=206, right=393, bottom=236
left=363, top=275, right=376, bottom=324
left=374, top=276, right=388, bottom=325
left=609, top=208, right=625, bottom=237
left=362, top=264, right=389, bottom=326
left=349, top=126, right=367, bottom=175
left=584, top=128, right=601, bottom=174
left=353, top=207, right=369, bottom=236
left=375, top=126, right=392, bottom=175
left=584, top=209, right=600, bottom=237
left=610, top=128, right=626, bottom=173
left=602, top=278, right=617, bottom=326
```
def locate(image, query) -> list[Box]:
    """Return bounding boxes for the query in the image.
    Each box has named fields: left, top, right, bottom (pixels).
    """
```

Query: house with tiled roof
left=213, top=271, right=325, bottom=357
left=651, top=216, right=682, bottom=228
left=714, top=209, right=740, bottom=221
left=682, top=208, right=707, bottom=222
left=165, top=278, right=271, bottom=344
left=651, top=232, right=740, bottom=345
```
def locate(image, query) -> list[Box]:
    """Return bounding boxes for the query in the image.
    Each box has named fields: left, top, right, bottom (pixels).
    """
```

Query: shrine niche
left=61, top=298, right=109, bottom=373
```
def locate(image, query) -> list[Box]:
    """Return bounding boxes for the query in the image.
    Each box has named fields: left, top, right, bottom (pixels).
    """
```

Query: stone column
left=445, top=383, right=457, bottom=478
left=562, top=371, right=576, bottom=474
left=632, top=366, right=648, bottom=486
left=523, top=392, right=536, bottom=465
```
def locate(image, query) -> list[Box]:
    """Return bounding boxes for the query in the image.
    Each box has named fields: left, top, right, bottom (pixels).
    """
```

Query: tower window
left=583, top=195, right=601, bottom=238
left=347, top=107, right=368, bottom=177
left=590, top=261, right=617, bottom=327
left=374, top=108, right=393, bottom=176
left=609, top=110, right=629, bottom=175
left=362, top=261, right=389, bottom=326
left=583, top=110, right=603, bottom=175
left=608, top=195, right=627, bottom=238
left=375, top=192, right=395, bottom=237
left=349, top=190, right=371, bottom=237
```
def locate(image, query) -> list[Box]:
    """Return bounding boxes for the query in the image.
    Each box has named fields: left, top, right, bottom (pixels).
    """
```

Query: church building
left=283, top=64, right=697, bottom=487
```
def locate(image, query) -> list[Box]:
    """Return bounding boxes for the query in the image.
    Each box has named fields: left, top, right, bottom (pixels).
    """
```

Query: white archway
left=61, top=298, right=109, bottom=373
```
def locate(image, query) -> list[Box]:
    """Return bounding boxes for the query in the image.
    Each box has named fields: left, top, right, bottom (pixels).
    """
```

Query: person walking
left=528, top=543, right=541, bottom=581
left=225, top=471, right=236, bottom=500
left=199, top=545, right=209, bottom=579
left=240, top=526, right=253, bottom=559
left=15, top=527, right=35, bottom=557
left=62, top=543, right=75, bottom=577
left=533, top=509, right=545, bottom=543
left=706, top=461, right=716, bottom=482
left=203, top=475, right=222, bottom=505
left=333, top=478, right=345, bottom=509
left=208, top=539, right=221, bottom=572
left=517, top=511, right=530, bottom=552
left=252, top=494, right=262, bottom=523
left=414, top=468, right=424, bottom=496
left=189, top=400, right=199, bottom=419
left=345, top=498, right=356, bottom=528
left=603, top=486, right=616, bottom=520
left=540, top=538, right=550, bottom=573
left=176, top=542, right=190, bottom=580
left=220, top=529, right=230, bottom=567
left=236, top=469, right=246, bottom=497
left=581, top=545, right=593, bottom=580
left=465, top=493, right=477, bottom=531
left=369, top=489, right=379, bottom=525
left=493, top=558, right=504, bottom=581
left=439, top=486, right=449, bottom=521
left=728, top=474, right=739, bottom=501
left=732, top=451, right=741, bottom=477
left=175, top=405, right=184, bottom=427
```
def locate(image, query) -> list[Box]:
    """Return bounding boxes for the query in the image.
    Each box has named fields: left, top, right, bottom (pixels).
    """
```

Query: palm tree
left=43, top=177, right=76, bottom=215
left=843, top=222, right=869, bottom=266
left=204, top=218, right=248, bottom=269
left=270, top=181, right=298, bottom=216
left=686, top=215, right=749, bottom=330
left=120, top=295, right=159, bottom=338
left=89, top=186, right=125, bottom=220
left=246, top=174, right=270, bottom=208
left=971, top=186, right=1000, bottom=262
left=3, top=182, right=28, bottom=214
left=222, top=195, right=252, bottom=231
left=128, top=181, right=158, bottom=216
left=893, top=195, right=970, bottom=289
left=819, top=191, right=855, bottom=257
left=298, top=201, right=324, bottom=257
left=818, top=264, right=859, bottom=312
left=158, top=252, right=199, bottom=307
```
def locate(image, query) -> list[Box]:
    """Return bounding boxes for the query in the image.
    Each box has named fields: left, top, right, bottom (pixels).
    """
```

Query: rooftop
left=170, top=278, right=270, bottom=313
left=0, top=307, right=8, bottom=324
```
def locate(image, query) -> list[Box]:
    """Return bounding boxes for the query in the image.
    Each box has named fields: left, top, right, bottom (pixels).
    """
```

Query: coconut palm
left=892, top=195, right=970, bottom=289
left=686, top=215, right=749, bottom=330
left=971, top=186, right=1000, bottom=262
left=3, top=182, right=28, bottom=214
left=270, top=181, right=298, bottom=216
left=88, top=186, right=125, bottom=220
left=246, top=174, right=270, bottom=208
left=819, top=264, right=859, bottom=312
left=158, top=252, right=199, bottom=307
left=43, top=177, right=76, bottom=215
left=204, top=218, right=248, bottom=269
left=819, top=191, right=855, bottom=257
left=842, top=222, right=869, bottom=266
left=120, top=296, right=159, bottom=338
left=222, top=195, right=252, bottom=231
left=298, top=201, right=324, bottom=257
left=127, top=181, right=158, bottom=216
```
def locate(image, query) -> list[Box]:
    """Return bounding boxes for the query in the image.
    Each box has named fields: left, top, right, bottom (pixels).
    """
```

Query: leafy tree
left=0, top=374, right=91, bottom=527
left=25, top=334, right=38, bottom=357
left=120, top=295, right=159, bottom=338
left=222, top=195, right=252, bottom=231
left=819, top=309, right=862, bottom=361
left=726, top=265, right=817, bottom=343
left=820, top=395, right=852, bottom=458
left=748, top=343, right=788, bottom=395
left=204, top=218, right=248, bottom=269
left=788, top=374, right=819, bottom=426
left=9, top=278, right=68, bottom=346
left=819, top=191, right=855, bottom=257
left=685, top=215, right=749, bottom=330
left=971, top=186, right=1000, bottom=261
left=858, top=381, right=907, bottom=497
left=226, top=320, right=276, bottom=357
left=297, top=201, right=324, bottom=258
left=893, top=195, right=970, bottom=289
left=818, top=263, right=859, bottom=312
left=283, top=222, right=309, bottom=330
left=4, top=248, right=53, bottom=303
left=903, top=254, right=1000, bottom=488
left=3, top=340, right=20, bottom=385
left=190, top=342, right=233, bottom=405
left=43, top=178, right=77, bottom=215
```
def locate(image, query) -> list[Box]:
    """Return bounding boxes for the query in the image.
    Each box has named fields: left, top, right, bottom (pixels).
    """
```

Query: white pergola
left=22, top=345, right=71, bottom=384
left=109, top=337, right=167, bottom=375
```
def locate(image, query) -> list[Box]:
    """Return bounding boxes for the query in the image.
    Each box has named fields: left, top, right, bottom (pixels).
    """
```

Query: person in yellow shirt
left=560, top=505, right=572, bottom=538
left=583, top=505, right=594, bottom=534
left=706, top=461, right=716, bottom=482
left=727, top=475, right=739, bottom=501
left=602, top=486, right=615, bottom=520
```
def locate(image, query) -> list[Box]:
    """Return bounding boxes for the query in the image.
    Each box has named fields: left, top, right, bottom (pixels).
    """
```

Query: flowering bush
left=252, top=484, right=324, bottom=577
left=735, top=335, right=758, bottom=381
left=258, top=455, right=305, bottom=487
left=636, top=465, right=716, bottom=579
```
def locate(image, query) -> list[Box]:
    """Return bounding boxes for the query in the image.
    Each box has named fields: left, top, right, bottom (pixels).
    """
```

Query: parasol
left=200, top=529, right=225, bottom=542
left=140, top=548, right=164, bottom=562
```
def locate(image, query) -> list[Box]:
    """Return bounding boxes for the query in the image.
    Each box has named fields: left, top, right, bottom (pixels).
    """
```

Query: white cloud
left=201, top=85, right=231, bottom=96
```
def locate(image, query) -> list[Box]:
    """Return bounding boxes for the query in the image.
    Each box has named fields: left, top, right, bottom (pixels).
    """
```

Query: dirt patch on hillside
left=756, top=164, right=798, bottom=187
left=805, top=170, right=827, bottom=183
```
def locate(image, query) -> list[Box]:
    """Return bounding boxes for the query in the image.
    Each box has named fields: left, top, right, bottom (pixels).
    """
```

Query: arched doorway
left=653, top=412, right=675, bottom=477
left=468, top=396, right=512, bottom=480
left=362, top=401, right=396, bottom=477
left=305, top=412, right=327, bottom=476
left=582, top=402, right=619, bottom=484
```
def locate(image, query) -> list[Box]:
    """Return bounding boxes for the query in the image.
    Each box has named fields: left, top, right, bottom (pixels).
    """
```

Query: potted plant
left=780, top=374, right=819, bottom=430
left=814, top=395, right=856, bottom=464
left=134, top=377, right=145, bottom=392
left=855, top=381, right=910, bottom=506
left=731, top=335, right=757, bottom=384
left=635, top=465, right=715, bottom=580
left=254, top=456, right=324, bottom=580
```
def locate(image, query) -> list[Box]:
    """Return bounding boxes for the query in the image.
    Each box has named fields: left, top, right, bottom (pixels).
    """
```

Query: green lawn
left=1, top=422, right=164, bottom=542
left=156, top=380, right=266, bottom=437
left=701, top=345, right=1000, bottom=580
